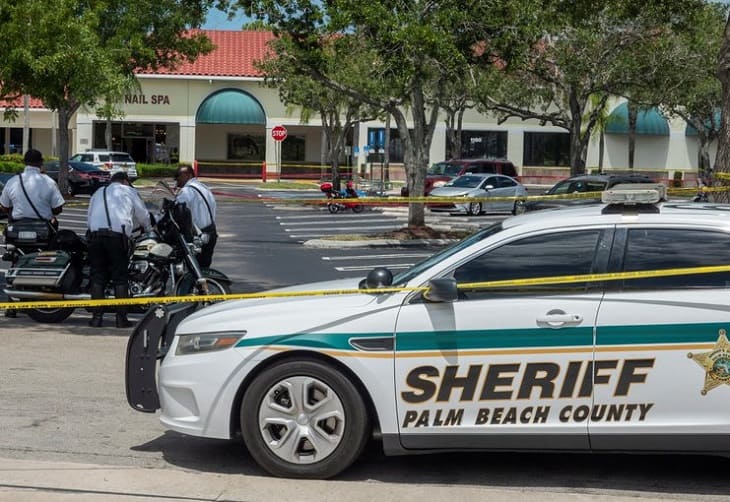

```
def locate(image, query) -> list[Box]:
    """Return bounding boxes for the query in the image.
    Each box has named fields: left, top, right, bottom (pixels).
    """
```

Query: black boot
left=114, top=284, right=133, bottom=329
left=88, top=282, right=105, bottom=327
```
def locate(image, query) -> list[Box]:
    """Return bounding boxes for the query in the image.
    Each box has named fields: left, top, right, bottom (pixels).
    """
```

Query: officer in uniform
left=0, top=149, right=65, bottom=318
left=86, top=171, right=151, bottom=328
left=174, top=165, right=217, bottom=269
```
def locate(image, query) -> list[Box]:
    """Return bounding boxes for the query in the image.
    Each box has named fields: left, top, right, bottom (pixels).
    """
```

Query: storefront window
left=460, top=130, right=507, bottom=159
left=282, top=136, right=305, bottom=161
left=367, top=128, right=404, bottom=163
left=91, top=121, right=179, bottom=163
left=228, top=134, right=265, bottom=160
left=0, top=128, right=30, bottom=154
left=523, top=132, right=570, bottom=166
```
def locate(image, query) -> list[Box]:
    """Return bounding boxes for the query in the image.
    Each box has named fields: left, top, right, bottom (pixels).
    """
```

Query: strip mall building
left=0, top=30, right=714, bottom=185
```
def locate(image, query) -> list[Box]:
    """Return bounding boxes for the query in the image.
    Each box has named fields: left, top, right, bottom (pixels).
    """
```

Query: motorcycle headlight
left=175, top=332, right=246, bottom=356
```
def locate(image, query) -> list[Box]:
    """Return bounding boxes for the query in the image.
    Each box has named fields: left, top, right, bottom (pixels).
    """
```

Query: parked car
left=428, top=173, right=528, bottom=216
left=69, top=150, right=137, bottom=181
left=526, top=173, right=656, bottom=211
left=43, top=160, right=111, bottom=196
left=401, top=158, right=518, bottom=197
left=127, top=184, right=730, bottom=479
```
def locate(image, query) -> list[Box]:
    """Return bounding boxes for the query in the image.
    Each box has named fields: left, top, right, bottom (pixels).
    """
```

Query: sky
left=202, top=8, right=250, bottom=30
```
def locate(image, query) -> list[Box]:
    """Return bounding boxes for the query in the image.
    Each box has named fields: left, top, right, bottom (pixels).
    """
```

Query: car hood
left=429, top=186, right=472, bottom=197
left=175, top=277, right=404, bottom=337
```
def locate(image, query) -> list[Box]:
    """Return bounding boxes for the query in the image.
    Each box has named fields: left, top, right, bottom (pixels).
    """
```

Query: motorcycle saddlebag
left=5, top=250, right=75, bottom=288
left=4, top=219, right=52, bottom=248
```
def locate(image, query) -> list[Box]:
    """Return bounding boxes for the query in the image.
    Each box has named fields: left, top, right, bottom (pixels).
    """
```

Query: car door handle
left=536, top=310, right=583, bottom=328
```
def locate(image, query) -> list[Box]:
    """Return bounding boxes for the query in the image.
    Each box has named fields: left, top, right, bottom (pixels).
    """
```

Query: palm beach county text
left=400, top=358, right=655, bottom=427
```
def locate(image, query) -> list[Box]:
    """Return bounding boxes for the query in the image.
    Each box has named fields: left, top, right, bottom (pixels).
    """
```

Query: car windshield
left=392, top=222, right=503, bottom=285
left=548, top=179, right=607, bottom=194
left=427, top=162, right=462, bottom=177
left=449, top=175, right=484, bottom=188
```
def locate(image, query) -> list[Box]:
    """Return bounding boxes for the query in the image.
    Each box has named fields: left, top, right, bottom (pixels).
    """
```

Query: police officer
left=174, top=165, right=217, bottom=269
left=0, top=149, right=65, bottom=318
left=86, top=171, right=151, bottom=328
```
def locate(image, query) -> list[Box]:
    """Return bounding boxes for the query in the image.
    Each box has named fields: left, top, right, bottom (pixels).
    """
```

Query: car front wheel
left=468, top=201, right=482, bottom=216
left=241, top=359, right=370, bottom=479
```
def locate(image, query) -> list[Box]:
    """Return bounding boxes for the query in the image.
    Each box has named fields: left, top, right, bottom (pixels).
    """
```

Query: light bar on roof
left=602, top=183, right=666, bottom=205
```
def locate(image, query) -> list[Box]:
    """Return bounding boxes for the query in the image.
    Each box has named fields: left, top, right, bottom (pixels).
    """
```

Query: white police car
left=126, top=184, right=730, bottom=478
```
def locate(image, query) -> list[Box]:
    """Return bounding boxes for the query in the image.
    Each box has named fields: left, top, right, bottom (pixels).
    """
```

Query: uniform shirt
left=87, top=183, right=151, bottom=237
left=0, top=166, right=65, bottom=220
left=176, top=178, right=216, bottom=229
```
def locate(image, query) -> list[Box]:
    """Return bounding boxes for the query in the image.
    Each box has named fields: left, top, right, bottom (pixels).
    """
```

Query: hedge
left=0, top=156, right=180, bottom=178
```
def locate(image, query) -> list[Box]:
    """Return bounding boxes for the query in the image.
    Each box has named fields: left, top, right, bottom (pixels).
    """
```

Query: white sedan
left=126, top=185, right=730, bottom=479
left=428, top=173, right=528, bottom=216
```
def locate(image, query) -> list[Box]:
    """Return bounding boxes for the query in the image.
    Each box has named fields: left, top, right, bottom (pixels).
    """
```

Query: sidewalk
left=0, top=457, right=674, bottom=502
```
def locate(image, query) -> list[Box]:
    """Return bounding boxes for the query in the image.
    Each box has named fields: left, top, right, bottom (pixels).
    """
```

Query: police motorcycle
left=2, top=181, right=231, bottom=323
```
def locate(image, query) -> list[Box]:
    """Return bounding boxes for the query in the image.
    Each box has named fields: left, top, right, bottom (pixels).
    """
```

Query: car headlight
left=433, top=181, right=447, bottom=188
left=175, top=332, right=246, bottom=355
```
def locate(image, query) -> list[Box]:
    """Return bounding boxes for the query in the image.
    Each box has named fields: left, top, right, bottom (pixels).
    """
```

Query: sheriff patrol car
left=126, top=184, right=730, bottom=479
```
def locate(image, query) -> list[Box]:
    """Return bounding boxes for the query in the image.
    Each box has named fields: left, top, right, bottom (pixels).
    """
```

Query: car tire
left=512, top=199, right=526, bottom=215
left=468, top=202, right=482, bottom=216
left=241, top=359, right=370, bottom=479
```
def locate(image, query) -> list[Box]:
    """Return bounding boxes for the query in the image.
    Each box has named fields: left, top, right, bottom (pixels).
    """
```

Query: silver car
left=428, top=173, right=528, bottom=216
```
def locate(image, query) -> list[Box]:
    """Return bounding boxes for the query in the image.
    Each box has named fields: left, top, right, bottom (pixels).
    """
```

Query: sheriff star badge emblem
left=688, top=329, right=730, bottom=395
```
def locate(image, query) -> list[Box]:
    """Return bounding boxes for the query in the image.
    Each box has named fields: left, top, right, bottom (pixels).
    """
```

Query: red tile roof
left=139, top=30, right=276, bottom=78
left=1, top=95, right=46, bottom=109
left=1, top=30, right=275, bottom=109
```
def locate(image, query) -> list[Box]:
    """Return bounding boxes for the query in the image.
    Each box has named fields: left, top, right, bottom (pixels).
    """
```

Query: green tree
left=256, top=34, right=381, bottom=190
left=232, top=0, right=539, bottom=227
left=0, top=0, right=214, bottom=193
left=480, top=0, right=707, bottom=176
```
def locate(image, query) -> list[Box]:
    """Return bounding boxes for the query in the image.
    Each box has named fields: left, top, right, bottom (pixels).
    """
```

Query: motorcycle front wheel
left=174, top=276, right=232, bottom=297
left=25, top=307, right=75, bottom=323
left=327, top=202, right=339, bottom=214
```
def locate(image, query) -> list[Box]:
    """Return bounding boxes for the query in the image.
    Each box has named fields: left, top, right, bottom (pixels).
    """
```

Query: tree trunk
left=714, top=13, right=730, bottom=204
left=568, top=90, right=586, bottom=176
left=599, top=131, right=605, bottom=171
left=57, top=106, right=73, bottom=197
left=105, top=117, right=113, bottom=150
left=628, top=103, right=638, bottom=170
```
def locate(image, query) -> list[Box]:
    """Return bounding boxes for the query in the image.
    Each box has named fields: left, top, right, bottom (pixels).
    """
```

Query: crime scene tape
left=210, top=186, right=730, bottom=205
left=3, top=263, right=730, bottom=311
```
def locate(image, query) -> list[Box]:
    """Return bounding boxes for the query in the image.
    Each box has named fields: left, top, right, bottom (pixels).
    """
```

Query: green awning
left=196, top=89, right=266, bottom=125
left=685, top=110, right=721, bottom=136
left=605, top=102, right=670, bottom=136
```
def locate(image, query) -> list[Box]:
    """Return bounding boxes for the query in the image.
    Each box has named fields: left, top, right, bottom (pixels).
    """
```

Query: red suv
left=401, top=158, right=518, bottom=196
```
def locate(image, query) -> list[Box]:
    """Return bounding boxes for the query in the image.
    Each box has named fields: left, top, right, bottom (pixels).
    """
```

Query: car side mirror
left=423, top=278, right=458, bottom=302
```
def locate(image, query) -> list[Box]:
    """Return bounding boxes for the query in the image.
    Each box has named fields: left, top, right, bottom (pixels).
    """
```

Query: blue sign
left=354, top=146, right=359, bottom=154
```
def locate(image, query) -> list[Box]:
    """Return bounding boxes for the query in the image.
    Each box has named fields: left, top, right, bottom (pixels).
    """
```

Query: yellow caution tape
left=3, top=263, right=730, bottom=310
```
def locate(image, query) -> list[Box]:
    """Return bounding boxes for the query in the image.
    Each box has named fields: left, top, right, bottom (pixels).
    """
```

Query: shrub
left=136, top=163, right=179, bottom=178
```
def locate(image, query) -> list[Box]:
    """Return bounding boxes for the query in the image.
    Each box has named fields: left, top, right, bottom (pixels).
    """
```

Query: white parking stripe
left=334, top=263, right=413, bottom=271
left=286, top=225, right=400, bottom=233
left=280, top=218, right=399, bottom=226
left=322, top=253, right=429, bottom=260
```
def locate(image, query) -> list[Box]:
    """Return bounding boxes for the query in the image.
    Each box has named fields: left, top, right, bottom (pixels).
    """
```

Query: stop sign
left=271, top=125, right=288, bottom=142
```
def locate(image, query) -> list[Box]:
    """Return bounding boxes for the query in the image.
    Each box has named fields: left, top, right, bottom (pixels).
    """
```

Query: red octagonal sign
left=271, top=125, right=288, bottom=142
